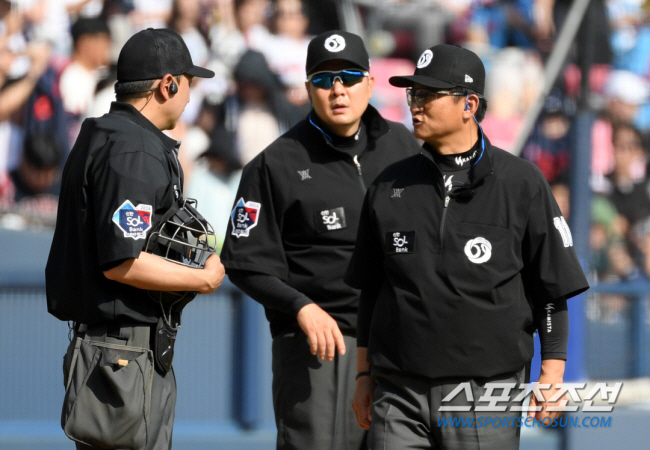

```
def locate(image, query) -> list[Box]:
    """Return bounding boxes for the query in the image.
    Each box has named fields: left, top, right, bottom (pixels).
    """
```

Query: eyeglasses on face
left=406, top=88, right=464, bottom=107
left=307, top=69, right=369, bottom=89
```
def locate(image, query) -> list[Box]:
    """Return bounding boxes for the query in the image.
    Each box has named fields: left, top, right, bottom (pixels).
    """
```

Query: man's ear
left=160, top=74, right=175, bottom=100
left=305, top=81, right=312, bottom=104
left=367, top=75, right=375, bottom=98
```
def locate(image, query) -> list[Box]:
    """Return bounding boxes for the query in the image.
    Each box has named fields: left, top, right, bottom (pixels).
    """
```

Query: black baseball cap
left=117, top=28, right=214, bottom=82
left=306, top=30, right=370, bottom=75
left=389, top=44, right=485, bottom=95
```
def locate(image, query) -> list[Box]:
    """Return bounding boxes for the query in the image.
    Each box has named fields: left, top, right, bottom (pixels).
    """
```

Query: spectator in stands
left=0, top=35, right=51, bottom=174
left=59, top=17, right=111, bottom=142
left=481, top=47, right=543, bottom=153
left=591, top=70, right=650, bottom=178
left=0, top=131, right=62, bottom=227
left=186, top=126, right=242, bottom=252
left=225, top=49, right=301, bottom=164
left=263, top=0, right=311, bottom=108
left=8, top=130, right=61, bottom=201
left=521, top=88, right=576, bottom=182
left=607, top=0, right=650, bottom=77
left=209, top=0, right=272, bottom=70
left=129, top=0, right=173, bottom=30
left=168, top=0, right=210, bottom=68
left=594, top=122, right=650, bottom=227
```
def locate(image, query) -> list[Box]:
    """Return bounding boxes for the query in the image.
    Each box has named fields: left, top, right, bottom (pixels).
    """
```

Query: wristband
left=356, top=371, right=371, bottom=380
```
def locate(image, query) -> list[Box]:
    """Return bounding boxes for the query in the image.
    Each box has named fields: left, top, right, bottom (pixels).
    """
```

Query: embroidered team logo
left=464, top=237, right=491, bottom=264
left=298, top=169, right=311, bottom=180
left=231, top=198, right=261, bottom=238
left=324, top=35, right=346, bottom=52
left=386, top=231, right=415, bottom=254
left=317, top=207, right=347, bottom=232
left=417, top=50, right=433, bottom=68
left=391, top=188, right=404, bottom=198
left=112, top=200, right=152, bottom=240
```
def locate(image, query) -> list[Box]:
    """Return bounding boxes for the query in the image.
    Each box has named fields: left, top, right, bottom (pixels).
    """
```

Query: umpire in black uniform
left=46, top=28, right=225, bottom=450
left=220, top=31, right=421, bottom=450
left=347, top=45, right=590, bottom=449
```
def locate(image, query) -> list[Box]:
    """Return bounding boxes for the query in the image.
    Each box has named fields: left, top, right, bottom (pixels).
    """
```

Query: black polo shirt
left=346, top=132, right=589, bottom=380
left=46, top=102, right=183, bottom=324
left=220, top=105, right=421, bottom=337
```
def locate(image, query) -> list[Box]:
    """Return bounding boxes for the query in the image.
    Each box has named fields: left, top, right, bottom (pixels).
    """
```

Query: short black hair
left=114, top=75, right=181, bottom=102
left=71, top=18, right=110, bottom=46
left=453, top=88, right=488, bottom=122
left=23, top=131, right=62, bottom=169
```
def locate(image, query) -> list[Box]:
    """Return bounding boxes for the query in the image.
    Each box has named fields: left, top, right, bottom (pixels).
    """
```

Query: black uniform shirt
left=46, top=102, right=183, bottom=325
left=220, top=105, right=421, bottom=337
left=346, top=131, right=589, bottom=380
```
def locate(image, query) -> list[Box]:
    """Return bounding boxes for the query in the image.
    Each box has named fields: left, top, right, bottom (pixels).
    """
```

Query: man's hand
left=296, top=303, right=345, bottom=361
left=352, top=375, right=375, bottom=430
left=528, top=359, right=566, bottom=422
left=198, top=254, right=225, bottom=294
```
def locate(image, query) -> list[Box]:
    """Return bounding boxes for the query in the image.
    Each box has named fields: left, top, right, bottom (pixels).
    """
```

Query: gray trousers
left=65, top=323, right=177, bottom=450
left=369, top=369, right=525, bottom=450
left=272, top=333, right=367, bottom=450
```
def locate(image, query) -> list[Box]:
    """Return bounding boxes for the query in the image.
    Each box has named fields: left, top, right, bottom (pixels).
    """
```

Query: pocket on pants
left=61, top=338, right=155, bottom=450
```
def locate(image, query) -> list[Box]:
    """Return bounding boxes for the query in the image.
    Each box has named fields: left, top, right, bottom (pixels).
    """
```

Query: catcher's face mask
left=145, top=198, right=216, bottom=269
left=144, top=198, right=216, bottom=328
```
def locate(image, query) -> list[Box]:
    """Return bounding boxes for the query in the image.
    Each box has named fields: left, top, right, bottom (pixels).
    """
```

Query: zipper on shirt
left=352, top=155, right=367, bottom=193
left=440, top=195, right=450, bottom=243
left=172, top=144, right=183, bottom=196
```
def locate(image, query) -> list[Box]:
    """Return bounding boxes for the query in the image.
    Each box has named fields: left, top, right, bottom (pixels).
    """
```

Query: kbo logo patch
left=231, top=198, right=261, bottom=238
left=112, top=200, right=152, bottom=240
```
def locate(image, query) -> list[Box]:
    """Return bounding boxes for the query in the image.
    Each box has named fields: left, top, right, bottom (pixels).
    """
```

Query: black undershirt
left=428, top=141, right=480, bottom=194
left=533, top=298, right=569, bottom=360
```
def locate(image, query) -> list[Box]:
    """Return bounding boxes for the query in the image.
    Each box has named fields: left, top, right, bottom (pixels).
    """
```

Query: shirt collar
left=308, top=104, right=390, bottom=149
left=420, top=129, right=494, bottom=186
left=109, top=102, right=179, bottom=152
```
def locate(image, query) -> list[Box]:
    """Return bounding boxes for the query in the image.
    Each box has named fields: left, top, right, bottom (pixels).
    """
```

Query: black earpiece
left=170, top=81, right=178, bottom=94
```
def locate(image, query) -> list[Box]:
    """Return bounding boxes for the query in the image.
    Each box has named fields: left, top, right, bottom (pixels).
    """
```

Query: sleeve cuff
left=541, top=352, right=567, bottom=361
left=288, top=294, right=314, bottom=316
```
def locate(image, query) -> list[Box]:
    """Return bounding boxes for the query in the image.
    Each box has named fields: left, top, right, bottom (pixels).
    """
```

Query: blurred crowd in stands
left=3, top=0, right=650, bottom=293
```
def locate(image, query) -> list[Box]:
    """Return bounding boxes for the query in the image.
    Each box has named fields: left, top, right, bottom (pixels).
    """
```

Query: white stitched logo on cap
left=464, top=237, right=491, bottom=264
left=324, top=35, right=346, bottom=52
left=465, top=74, right=473, bottom=83
left=417, top=50, right=433, bottom=69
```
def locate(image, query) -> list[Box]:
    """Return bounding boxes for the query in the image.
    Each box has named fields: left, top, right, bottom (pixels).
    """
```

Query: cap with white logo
left=305, top=30, right=370, bottom=75
left=389, top=44, right=485, bottom=95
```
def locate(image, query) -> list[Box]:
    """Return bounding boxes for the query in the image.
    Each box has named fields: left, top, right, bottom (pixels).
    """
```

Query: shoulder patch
left=112, top=200, right=152, bottom=240
left=231, top=198, right=261, bottom=238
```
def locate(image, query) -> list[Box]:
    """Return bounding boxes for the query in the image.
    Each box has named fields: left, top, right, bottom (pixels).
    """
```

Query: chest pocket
left=444, top=222, right=521, bottom=295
